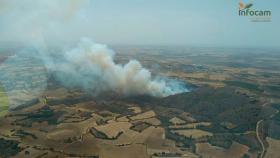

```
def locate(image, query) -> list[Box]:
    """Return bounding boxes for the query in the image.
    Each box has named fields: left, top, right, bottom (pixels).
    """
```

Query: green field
left=224, top=80, right=263, bottom=92
left=0, top=84, right=8, bottom=117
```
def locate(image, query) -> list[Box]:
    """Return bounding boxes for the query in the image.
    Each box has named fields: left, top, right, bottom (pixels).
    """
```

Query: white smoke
left=0, top=0, right=189, bottom=110
left=44, top=38, right=188, bottom=97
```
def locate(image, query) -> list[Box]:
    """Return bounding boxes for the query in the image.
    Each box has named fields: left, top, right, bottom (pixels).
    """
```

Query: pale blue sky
left=0, top=0, right=279, bottom=48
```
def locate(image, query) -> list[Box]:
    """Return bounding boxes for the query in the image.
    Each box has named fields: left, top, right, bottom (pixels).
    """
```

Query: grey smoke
left=0, top=39, right=189, bottom=110
left=43, top=38, right=189, bottom=97
left=0, top=0, right=189, bottom=109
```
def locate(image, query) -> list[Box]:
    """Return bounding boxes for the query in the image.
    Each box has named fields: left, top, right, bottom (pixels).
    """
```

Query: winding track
left=256, top=120, right=265, bottom=158
left=256, top=100, right=279, bottom=158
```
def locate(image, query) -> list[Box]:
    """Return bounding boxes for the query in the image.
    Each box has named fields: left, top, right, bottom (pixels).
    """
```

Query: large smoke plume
left=0, top=0, right=189, bottom=109
left=44, top=38, right=188, bottom=97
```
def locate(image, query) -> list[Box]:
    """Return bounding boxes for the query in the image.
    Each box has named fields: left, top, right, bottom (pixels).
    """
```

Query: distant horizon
left=0, top=41, right=279, bottom=51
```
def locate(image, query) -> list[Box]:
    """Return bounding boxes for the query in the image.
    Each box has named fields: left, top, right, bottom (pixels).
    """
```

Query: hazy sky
left=0, top=0, right=279, bottom=48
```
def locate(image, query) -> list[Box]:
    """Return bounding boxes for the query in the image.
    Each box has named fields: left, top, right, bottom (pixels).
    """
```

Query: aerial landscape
left=0, top=0, right=279, bottom=158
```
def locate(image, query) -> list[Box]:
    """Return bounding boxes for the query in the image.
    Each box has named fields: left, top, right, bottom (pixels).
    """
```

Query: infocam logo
left=238, top=0, right=272, bottom=22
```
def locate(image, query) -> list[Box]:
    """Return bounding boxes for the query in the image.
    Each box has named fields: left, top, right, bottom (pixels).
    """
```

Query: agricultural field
left=265, top=137, right=280, bottom=158
left=0, top=84, right=8, bottom=117
left=196, top=142, right=250, bottom=158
